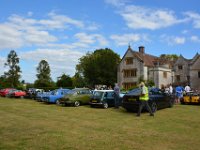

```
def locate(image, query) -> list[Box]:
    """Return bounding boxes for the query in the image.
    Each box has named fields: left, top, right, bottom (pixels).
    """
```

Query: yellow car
left=181, top=92, right=200, bottom=104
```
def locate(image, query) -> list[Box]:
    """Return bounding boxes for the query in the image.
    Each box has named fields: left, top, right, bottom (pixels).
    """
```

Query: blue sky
left=0, top=0, right=200, bottom=83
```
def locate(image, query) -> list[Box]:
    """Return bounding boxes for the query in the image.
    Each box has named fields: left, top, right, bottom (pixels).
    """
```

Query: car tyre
left=151, top=102, right=157, bottom=113
left=74, top=101, right=80, bottom=107
left=103, top=103, right=108, bottom=109
left=169, top=99, right=174, bottom=107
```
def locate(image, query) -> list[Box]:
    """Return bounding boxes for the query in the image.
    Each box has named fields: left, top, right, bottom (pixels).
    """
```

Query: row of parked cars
left=0, top=87, right=176, bottom=113
left=0, top=88, right=26, bottom=98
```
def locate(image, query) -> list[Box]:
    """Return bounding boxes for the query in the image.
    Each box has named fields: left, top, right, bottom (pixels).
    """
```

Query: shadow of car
left=122, top=88, right=174, bottom=112
left=57, top=88, right=92, bottom=107
left=89, top=90, right=123, bottom=109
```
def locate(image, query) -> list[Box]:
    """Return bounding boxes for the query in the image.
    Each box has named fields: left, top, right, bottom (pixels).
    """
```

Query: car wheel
left=169, top=99, right=174, bottom=107
left=151, top=102, right=157, bottom=113
left=56, top=100, right=60, bottom=105
left=74, top=101, right=80, bottom=107
left=103, top=103, right=108, bottom=109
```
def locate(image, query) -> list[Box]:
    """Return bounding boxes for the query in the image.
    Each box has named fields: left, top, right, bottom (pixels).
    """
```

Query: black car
left=89, top=90, right=123, bottom=109
left=122, top=88, right=174, bottom=112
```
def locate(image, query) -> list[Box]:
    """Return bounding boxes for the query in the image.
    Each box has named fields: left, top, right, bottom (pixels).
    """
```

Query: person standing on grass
left=137, top=82, right=154, bottom=117
left=185, top=84, right=191, bottom=93
left=175, top=86, right=183, bottom=104
left=169, top=84, right=173, bottom=94
left=114, top=83, right=120, bottom=109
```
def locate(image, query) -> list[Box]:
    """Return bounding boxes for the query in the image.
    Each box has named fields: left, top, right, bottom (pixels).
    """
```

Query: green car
left=57, top=88, right=92, bottom=107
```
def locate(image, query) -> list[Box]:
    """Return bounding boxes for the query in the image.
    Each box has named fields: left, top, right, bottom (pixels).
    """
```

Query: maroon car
left=10, top=90, right=26, bottom=98
left=0, top=88, right=16, bottom=97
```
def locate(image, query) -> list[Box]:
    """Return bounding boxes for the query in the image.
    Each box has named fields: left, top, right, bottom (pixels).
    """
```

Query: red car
left=0, top=88, right=16, bottom=97
left=10, top=90, right=26, bottom=98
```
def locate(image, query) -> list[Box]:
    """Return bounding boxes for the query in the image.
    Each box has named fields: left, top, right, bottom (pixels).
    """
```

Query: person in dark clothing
left=114, top=83, right=120, bottom=108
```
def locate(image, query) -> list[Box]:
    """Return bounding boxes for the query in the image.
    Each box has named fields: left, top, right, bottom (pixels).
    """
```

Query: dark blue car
left=43, top=88, right=70, bottom=104
left=122, top=88, right=174, bottom=112
left=89, top=90, right=123, bottom=109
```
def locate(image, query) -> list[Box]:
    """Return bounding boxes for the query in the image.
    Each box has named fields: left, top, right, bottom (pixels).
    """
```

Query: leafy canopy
left=76, top=48, right=121, bottom=87
left=4, top=50, right=21, bottom=87
left=34, top=60, right=53, bottom=88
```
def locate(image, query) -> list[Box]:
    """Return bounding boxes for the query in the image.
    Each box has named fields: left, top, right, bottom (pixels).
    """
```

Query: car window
left=52, top=90, right=58, bottom=95
left=93, top=91, right=103, bottom=99
left=106, top=92, right=114, bottom=98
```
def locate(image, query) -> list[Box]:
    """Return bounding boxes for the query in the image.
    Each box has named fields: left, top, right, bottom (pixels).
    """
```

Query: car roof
left=94, top=90, right=114, bottom=92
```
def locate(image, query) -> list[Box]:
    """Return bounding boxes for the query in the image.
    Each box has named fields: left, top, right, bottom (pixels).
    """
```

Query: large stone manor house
left=117, top=46, right=200, bottom=90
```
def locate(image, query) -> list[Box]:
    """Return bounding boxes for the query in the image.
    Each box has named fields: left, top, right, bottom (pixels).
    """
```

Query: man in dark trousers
left=114, top=83, right=120, bottom=108
left=137, top=82, right=154, bottom=117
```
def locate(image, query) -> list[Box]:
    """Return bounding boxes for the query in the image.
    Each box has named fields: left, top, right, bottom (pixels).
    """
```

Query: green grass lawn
left=0, top=97, right=200, bottom=150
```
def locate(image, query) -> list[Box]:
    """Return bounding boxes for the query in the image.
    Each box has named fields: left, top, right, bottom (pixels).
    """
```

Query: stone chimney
left=139, top=46, right=145, bottom=54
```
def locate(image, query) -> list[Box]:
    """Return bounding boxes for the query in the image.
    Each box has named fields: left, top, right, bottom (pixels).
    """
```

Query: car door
left=150, top=90, right=164, bottom=109
left=106, top=92, right=115, bottom=106
left=76, top=89, right=91, bottom=104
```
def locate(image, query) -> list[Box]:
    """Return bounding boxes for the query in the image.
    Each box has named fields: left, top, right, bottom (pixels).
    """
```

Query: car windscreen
left=66, top=89, right=77, bottom=95
left=51, top=90, right=59, bottom=95
left=92, top=91, right=104, bottom=100
left=127, top=88, right=141, bottom=96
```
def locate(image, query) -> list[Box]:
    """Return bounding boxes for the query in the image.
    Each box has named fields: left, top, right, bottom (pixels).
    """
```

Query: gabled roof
left=190, top=53, right=200, bottom=65
left=121, top=46, right=159, bottom=67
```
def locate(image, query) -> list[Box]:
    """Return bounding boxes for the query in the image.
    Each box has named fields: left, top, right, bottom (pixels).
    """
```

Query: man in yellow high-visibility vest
left=137, top=82, right=154, bottom=117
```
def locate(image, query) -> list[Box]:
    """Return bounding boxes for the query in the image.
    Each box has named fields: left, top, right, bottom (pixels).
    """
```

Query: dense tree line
left=0, top=48, right=121, bottom=89
left=0, top=49, right=179, bottom=90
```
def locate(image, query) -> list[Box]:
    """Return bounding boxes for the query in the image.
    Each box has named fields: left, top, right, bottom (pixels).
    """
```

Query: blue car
left=43, top=88, right=70, bottom=104
left=35, top=91, right=51, bottom=101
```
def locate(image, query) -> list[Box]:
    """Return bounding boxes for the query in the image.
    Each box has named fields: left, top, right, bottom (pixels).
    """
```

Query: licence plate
left=128, top=98, right=136, bottom=101
left=92, top=100, right=97, bottom=103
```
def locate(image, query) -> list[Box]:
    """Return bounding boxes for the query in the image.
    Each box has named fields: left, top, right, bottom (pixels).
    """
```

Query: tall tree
left=72, top=72, right=86, bottom=88
left=160, top=54, right=179, bottom=61
left=34, top=60, right=52, bottom=88
left=56, top=73, right=72, bottom=88
left=76, top=48, right=121, bottom=87
left=4, top=50, right=21, bottom=87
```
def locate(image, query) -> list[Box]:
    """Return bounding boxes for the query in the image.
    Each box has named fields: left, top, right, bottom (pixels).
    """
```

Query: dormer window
left=178, top=65, right=183, bottom=70
left=126, top=57, right=133, bottom=65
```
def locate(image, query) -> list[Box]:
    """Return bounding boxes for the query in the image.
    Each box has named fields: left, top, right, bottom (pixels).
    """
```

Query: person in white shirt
left=169, top=84, right=173, bottom=94
left=185, top=85, right=191, bottom=93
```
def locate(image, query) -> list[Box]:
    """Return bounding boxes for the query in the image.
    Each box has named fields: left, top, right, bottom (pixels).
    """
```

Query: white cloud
left=20, top=49, right=85, bottom=81
left=191, top=35, right=200, bottom=43
left=0, top=57, right=6, bottom=76
left=182, top=30, right=189, bottom=34
left=174, top=37, right=185, bottom=44
left=106, top=1, right=186, bottom=30
left=184, top=11, right=200, bottom=28
left=110, top=33, right=149, bottom=46
left=0, top=12, right=103, bottom=51
left=121, top=5, right=186, bottom=30
left=0, top=24, right=23, bottom=49
left=74, top=32, right=109, bottom=47
left=39, top=12, right=84, bottom=29
left=161, top=35, right=186, bottom=45
left=105, top=0, right=129, bottom=7
left=86, top=22, right=100, bottom=31
left=25, top=29, right=57, bottom=45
